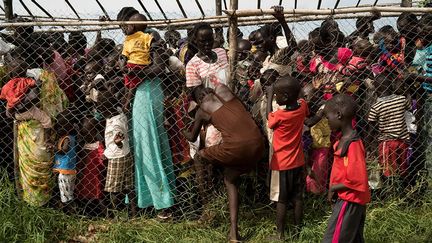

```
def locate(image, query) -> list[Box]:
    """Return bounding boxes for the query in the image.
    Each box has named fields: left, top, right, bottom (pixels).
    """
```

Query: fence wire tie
left=330, top=9, right=336, bottom=16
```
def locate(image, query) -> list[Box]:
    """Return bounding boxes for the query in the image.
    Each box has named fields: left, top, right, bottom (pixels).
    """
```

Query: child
left=266, top=76, right=308, bottom=240
left=97, top=91, right=136, bottom=217
left=294, top=40, right=313, bottom=85
left=374, top=26, right=406, bottom=74
left=342, top=39, right=375, bottom=137
left=234, top=39, right=252, bottom=106
left=397, top=13, right=419, bottom=66
left=120, top=12, right=154, bottom=111
left=0, top=55, right=52, bottom=129
left=53, top=109, right=78, bottom=212
left=183, top=83, right=264, bottom=242
left=75, top=116, right=107, bottom=215
left=303, top=84, right=331, bottom=195
left=323, top=94, right=370, bottom=243
left=368, top=73, right=411, bottom=180
left=346, top=10, right=381, bottom=47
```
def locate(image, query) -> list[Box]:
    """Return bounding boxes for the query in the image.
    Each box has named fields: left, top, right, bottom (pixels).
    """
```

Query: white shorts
left=58, top=174, right=76, bottom=203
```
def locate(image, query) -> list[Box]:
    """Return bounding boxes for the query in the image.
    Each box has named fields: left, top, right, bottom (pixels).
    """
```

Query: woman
left=117, top=7, right=175, bottom=215
left=183, top=84, right=264, bottom=242
left=3, top=50, right=68, bottom=207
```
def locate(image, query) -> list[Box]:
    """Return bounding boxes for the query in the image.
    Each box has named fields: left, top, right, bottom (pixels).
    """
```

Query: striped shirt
left=368, top=94, right=411, bottom=141
left=185, top=48, right=229, bottom=88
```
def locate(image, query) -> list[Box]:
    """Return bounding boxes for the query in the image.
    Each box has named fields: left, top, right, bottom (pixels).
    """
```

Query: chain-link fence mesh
left=0, top=5, right=431, bottom=233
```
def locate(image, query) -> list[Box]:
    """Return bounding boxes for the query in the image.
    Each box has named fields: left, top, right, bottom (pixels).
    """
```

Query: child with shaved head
left=266, top=75, right=309, bottom=240
left=323, top=94, right=370, bottom=243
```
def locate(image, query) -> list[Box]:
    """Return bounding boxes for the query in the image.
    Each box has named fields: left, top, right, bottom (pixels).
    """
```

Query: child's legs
left=58, top=173, right=76, bottom=204
left=223, top=168, right=243, bottom=240
left=193, top=153, right=208, bottom=204
left=379, top=140, right=398, bottom=177
left=291, top=168, right=304, bottom=227
left=270, top=170, right=287, bottom=236
left=322, top=200, right=366, bottom=243
left=396, top=141, right=409, bottom=177
left=307, top=148, right=330, bottom=194
left=270, top=168, right=304, bottom=236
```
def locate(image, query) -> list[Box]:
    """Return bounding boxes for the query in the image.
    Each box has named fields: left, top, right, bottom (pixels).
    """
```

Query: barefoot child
left=120, top=12, right=154, bottom=111
left=97, top=91, right=136, bottom=217
left=267, top=76, right=308, bottom=240
left=183, top=84, right=264, bottom=242
left=323, top=94, right=370, bottom=243
left=53, top=109, right=78, bottom=212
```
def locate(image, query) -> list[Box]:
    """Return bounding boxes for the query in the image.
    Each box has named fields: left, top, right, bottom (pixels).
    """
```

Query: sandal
left=157, top=211, right=172, bottom=220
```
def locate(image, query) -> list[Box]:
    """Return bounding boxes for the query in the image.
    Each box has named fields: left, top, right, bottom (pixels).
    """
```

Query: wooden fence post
left=228, top=0, right=238, bottom=90
left=3, top=0, right=13, bottom=20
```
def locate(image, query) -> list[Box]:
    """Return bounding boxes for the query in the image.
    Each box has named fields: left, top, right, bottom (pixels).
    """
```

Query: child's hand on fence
left=114, top=133, right=124, bottom=148
left=122, top=102, right=131, bottom=114
left=182, top=129, right=193, bottom=142
left=45, top=142, right=55, bottom=152
left=271, top=5, right=284, bottom=20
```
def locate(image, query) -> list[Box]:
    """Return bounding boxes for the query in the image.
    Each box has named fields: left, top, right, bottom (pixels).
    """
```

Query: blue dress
left=132, top=78, right=175, bottom=209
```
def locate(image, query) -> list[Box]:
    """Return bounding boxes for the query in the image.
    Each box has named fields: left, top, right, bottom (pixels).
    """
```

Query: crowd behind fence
left=0, top=5, right=431, bottom=234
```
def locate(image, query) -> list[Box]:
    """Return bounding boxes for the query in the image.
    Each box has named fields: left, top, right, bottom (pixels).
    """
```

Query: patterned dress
left=17, top=69, right=68, bottom=206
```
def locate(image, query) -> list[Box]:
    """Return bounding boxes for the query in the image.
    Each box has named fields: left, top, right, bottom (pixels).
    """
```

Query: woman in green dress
left=118, top=7, right=175, bottom=212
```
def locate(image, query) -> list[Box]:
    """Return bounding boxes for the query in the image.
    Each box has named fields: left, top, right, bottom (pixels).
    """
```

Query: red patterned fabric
left=0, top=77, right=36, bottom=109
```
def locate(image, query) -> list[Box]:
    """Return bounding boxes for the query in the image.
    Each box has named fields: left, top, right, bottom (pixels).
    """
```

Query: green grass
left=1, top=171, right=431, bottom=243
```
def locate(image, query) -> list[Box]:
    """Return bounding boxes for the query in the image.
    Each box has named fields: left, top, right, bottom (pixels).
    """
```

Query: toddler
left=120, top=12, right=154, bottom=110
left=97, top=91, right=136, bottom=217
left=53, top=109, right=78, bottom=211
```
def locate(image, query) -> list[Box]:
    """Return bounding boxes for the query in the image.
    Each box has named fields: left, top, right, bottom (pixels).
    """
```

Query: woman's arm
left=128, top=41, right=168, bottom=79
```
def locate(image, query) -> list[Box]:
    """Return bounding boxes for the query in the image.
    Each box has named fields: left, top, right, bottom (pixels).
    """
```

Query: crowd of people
left=0, top=5, right=431, bottom=242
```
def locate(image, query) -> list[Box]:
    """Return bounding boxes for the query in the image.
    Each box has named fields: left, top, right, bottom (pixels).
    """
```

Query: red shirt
left=268, top=99, right=309, bottom=170
left=330, top=138, right=371, bottom=205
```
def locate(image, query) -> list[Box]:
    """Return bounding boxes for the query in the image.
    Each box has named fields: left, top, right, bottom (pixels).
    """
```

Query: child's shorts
left=270, top=167, right=304, bottom=203
left=378, top=139, right=409, bottom=177
left=105, top=153, right=134, bottom=193
left=124, top=63, right=146, bottom=89
left=58, top=173, right=76, bottom=203
left=323, top=199, right=366, bottom=243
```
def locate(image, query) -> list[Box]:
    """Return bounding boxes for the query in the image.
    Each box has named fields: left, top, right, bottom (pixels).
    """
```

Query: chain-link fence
left=0, top=4, right=431, bottom=236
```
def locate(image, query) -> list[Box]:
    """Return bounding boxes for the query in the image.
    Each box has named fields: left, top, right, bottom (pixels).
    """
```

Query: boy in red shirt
left=322, top=94, right=371, bottom=243
left=267, top=75, right=309, bottom=240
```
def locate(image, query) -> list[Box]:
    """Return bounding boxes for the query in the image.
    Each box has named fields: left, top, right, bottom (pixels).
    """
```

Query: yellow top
left=310, top=118, right=331, bottom=149
left=122, top=31, right=153, bottom=65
